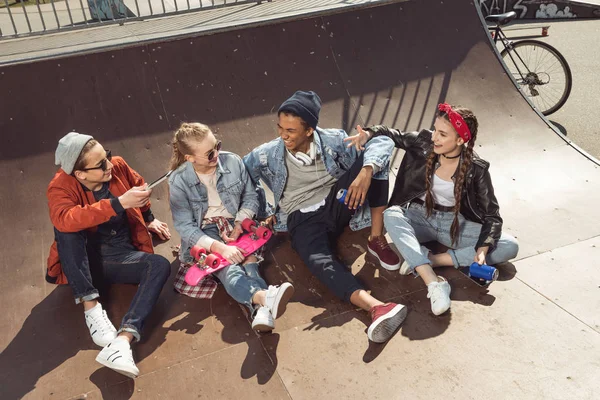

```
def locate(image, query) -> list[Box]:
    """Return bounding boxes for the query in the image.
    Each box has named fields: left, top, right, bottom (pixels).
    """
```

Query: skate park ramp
left=1, top=0, right=600, bottom=398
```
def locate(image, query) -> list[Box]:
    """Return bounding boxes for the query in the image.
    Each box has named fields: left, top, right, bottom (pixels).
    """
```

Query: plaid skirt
left=173, top=262, right=218, bottom=299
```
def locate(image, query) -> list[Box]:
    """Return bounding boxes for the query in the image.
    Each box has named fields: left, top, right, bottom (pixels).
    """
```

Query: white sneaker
left=96, top=337, right=139, bottom=379
left=399, top=259, right=411, bottom=275
left=400, top=246, right=431, bottom=276
left=85, top=303, right=117, bottom=347
left=251, top=306, right=275, bottom=332
left=264, top=283, right=294, bottom=319
left=427, top=277, right=451, bottom=316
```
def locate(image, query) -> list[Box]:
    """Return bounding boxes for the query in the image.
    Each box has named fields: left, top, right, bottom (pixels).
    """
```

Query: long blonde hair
left=169, top=122, right=212, bottom=171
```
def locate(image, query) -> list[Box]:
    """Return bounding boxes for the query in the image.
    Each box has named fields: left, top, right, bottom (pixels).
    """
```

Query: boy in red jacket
left=47, top=132, right=171, bottom=379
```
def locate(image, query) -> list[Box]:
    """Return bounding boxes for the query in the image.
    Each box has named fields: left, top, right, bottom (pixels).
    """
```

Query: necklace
left=442, top=152, right=461, bottom=159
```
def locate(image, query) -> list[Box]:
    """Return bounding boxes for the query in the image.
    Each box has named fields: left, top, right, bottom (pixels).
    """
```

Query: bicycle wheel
left=501, top=39, right=572, bottom=116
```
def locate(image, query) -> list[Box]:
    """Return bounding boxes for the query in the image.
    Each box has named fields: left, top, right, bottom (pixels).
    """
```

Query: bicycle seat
left=485, top=11, right=517, bottom=26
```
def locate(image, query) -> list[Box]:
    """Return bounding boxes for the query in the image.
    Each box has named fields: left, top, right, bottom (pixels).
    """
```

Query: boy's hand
left=343, top=125, right=370, bottom=151
left=147, top=219, right=171, bottom=240
left=262, top=215, right=277, bottom=231
left=119, top=184, right=151, bottom=209
left=346, top=166, right=373, bottom=209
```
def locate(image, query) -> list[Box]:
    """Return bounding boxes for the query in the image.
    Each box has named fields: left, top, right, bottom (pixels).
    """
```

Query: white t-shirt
left=419, top=174, right=455, bottom=207
left=196, top=170, right=234, bottom=220
left=195, top=169, right=254, bottom=250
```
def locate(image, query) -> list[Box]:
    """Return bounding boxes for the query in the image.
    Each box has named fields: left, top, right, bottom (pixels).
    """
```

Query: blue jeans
left=383, top=204, right=519, bottom=273
left=202, top=223, right=268, bottom=313
left=54, top=228, right=171, bottom=341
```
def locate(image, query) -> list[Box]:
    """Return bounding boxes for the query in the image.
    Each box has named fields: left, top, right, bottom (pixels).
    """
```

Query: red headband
left=438, top=103, right=471, bottom=143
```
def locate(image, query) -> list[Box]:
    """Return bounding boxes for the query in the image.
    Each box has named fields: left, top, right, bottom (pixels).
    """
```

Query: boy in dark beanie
left=47, top=132, right=172, bottom=379
left=244, top=91, right=407, bottom=343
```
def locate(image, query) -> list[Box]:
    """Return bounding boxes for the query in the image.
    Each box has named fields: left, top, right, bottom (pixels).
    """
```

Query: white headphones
left=287, top=142, right=316, bottom=166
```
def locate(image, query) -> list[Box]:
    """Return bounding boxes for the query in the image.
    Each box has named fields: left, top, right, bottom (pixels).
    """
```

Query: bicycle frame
left=485, top=16, right=572, bottom=116
left=488, top=25, right=532, bottom=80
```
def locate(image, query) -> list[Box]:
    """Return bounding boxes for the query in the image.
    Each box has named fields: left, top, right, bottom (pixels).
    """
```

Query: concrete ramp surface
left=1, top=0, right=599, bottom=398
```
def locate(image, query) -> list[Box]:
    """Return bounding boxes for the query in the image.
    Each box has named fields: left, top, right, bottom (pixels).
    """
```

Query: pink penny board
left=184, top=219, right=272, bottom=286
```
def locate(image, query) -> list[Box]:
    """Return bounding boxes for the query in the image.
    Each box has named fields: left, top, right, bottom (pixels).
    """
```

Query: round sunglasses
left=81, top=150, right=112, bottom=171
left=205, top=141, right=222, bottom=161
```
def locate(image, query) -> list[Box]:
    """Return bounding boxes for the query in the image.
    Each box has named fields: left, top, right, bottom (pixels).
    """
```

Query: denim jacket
left=243, top=127, right=394, bottom=232
left=169, top=151, right=259, bottom=264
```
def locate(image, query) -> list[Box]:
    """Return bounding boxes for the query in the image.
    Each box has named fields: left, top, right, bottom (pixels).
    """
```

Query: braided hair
left=169, top=122, right=212, bottom=171
left=424, top=106, right=479, bottom=245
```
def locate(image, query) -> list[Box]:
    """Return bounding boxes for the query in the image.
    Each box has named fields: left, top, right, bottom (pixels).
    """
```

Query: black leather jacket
left=367, top=126, right=502, bottom=250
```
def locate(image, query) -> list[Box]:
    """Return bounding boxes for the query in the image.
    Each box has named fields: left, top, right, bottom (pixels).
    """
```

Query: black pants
left=287, top=155, right=389, bottom=302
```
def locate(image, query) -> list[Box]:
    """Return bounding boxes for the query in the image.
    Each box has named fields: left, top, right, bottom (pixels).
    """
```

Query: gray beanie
left=55, top=132, right=94, bottom=174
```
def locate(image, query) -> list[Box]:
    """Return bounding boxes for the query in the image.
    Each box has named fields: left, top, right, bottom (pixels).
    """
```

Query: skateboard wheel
left=256, top=226, right=272, bottom=240
left=190, top=246, right=206, bottom=260
left=241, top=218, right=256, bottom=232
left=205, top=254, right=220, bottom=268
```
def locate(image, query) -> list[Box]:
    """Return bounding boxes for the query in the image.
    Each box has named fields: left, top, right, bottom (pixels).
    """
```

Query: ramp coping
left=0, top=0, right=402, bottom=66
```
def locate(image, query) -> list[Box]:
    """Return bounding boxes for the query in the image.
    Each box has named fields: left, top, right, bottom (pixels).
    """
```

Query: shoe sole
left=367, top=304, right=408, bottom=343
left=367, top=247, right=401, bottom=271
left=431, top=282, right=451, bottom=316
left=399, top=261, right=412, bottom=276
left=95, top=355, right=139, bottom=379
left=432, top=304, right=451, bottom=316
left=252, top=323, right=274, bottom=333
left=270, top=283, right=295, bottom=319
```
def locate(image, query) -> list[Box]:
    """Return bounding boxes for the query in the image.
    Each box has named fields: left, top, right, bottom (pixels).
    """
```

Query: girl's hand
left=474, top=247, right=489, bottom=265
left=147, top=219, right=171, bottom=240
left=343, top=125, right=370, bottom=151
left=217, top=244, right=245, bottom=265
left=222, top=222, right=243, bottom=242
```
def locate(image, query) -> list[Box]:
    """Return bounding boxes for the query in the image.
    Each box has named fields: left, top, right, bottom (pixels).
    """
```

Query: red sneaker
left=368, top=236, right=401, bottom=270
left=368, top=303, right=407, bottom=343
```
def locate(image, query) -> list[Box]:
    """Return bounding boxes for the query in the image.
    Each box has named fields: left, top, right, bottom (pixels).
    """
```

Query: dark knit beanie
left=278, top=90, right=321, bottom=130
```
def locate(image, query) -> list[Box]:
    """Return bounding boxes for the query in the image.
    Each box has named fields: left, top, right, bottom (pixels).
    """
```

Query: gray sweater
left=279, top=152, right=336, bottom=215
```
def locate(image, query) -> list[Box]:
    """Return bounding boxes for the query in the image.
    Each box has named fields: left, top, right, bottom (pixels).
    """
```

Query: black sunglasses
left=81, top=150, right=112, bottom=171
left=206, top=141, right=222, bottom=161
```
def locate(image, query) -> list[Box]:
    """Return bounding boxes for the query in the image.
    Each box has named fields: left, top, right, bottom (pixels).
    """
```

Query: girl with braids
left=168, top=122, right=294, bottom=332
left=345, top=103, right=519, bottom=316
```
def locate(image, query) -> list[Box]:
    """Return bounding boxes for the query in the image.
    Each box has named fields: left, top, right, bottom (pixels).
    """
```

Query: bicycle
left=486, top=11, right=572, bottom=116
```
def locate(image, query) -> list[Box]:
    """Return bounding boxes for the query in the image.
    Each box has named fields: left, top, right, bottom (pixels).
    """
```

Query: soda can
left=469, top=262, right=499, bottom=282
left=336, top=189, right=347, bottom=204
